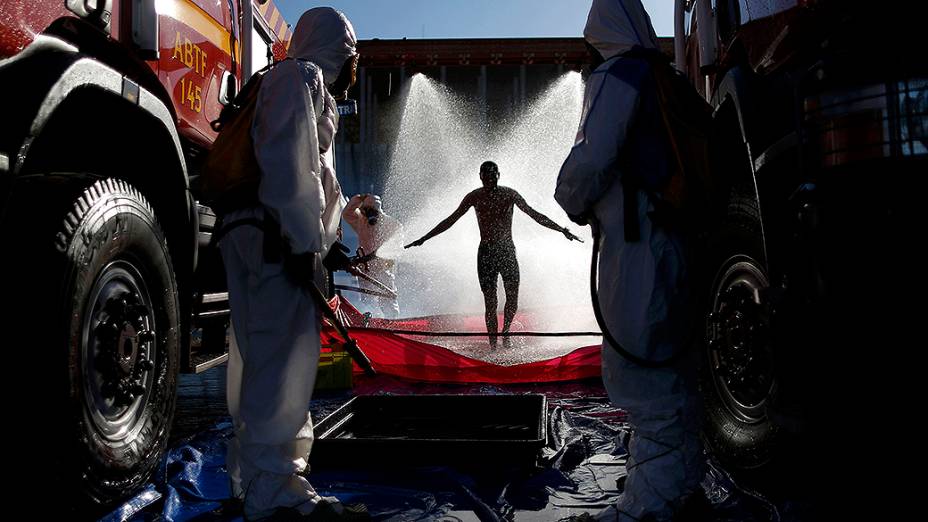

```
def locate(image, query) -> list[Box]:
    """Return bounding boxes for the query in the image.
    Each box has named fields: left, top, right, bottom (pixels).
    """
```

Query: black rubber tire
left=699, top=192, right=781, bottom=470
left=3, top=175, right=179, bottom=508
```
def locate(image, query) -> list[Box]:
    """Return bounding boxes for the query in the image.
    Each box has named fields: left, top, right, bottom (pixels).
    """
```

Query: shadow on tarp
left=105, top=377, right=808, bottom=522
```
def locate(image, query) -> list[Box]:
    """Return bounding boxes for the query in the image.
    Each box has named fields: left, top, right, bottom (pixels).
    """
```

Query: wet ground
left=172, top=367, right=230, bottom=445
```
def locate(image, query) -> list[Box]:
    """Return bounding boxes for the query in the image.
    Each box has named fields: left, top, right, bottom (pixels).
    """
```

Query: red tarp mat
left=321, top=296, right=602, bottom=384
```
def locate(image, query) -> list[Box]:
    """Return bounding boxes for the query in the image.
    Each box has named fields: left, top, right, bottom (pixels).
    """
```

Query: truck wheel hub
left=708, top=257, right=774, bottom=423
left=83, top=261, right=157, bottom=441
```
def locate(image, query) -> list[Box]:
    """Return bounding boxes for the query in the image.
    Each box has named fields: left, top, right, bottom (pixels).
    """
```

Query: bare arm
left=515, top=194, right=562, bottom=232
left=515, top=193, right=583, bottom=242
left=405, top=196, right=472, bottom=248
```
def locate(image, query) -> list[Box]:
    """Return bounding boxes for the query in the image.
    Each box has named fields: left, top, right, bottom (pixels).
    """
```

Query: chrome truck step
left=188, top=352, right=229, bottom=374
left=185, top=291, right=230, bottom=374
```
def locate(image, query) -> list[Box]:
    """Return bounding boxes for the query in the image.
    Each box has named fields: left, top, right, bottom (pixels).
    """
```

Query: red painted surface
left=157, top=11, right=230, bottom=146
left=0, top=1, right=70, bottom=58
left=192, top=0, right=224, bottom=26
left=272, top=39, right=288, bottom=62
left=2, top=0, right=290, bottom=151
left=324, top=297, right=602, bottom=384
left=341, top=329, right=601, bottom=384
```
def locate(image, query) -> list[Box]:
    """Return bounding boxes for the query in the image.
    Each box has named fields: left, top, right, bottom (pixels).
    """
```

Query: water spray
left=385, top=73, right=592, bottom=325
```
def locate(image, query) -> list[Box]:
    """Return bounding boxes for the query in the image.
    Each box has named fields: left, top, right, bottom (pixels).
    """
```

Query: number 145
left=179, top=77, right=202, bottom=113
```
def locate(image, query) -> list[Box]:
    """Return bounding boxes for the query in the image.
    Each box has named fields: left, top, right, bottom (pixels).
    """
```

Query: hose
left=352, top=328, right=602, bottom=338
left=589, top=219, right=685, bottom=368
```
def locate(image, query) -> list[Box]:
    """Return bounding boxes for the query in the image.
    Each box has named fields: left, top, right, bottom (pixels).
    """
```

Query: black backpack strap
left=262, top=213, right=281, bottom=263
left=623, top=179, right=641, bottom=243
left=611, top=48, right=662, bottom=245
left=210, top=212, right=283, bottom=264
left=209, top=216, right=255, bottom=247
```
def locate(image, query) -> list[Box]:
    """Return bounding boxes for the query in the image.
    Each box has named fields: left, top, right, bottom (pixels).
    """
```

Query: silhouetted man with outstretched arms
left=405, top=161, right=581, bottom=346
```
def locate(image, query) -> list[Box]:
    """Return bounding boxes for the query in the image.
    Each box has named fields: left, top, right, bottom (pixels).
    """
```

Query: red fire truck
left=676, top=0, right=925, bottom=481
left=0, top=0, right=292, bottom=506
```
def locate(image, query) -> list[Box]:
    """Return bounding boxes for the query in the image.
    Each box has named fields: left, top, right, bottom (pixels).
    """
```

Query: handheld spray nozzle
left=354, top=247, right=371, bottom=272
left=347, top=266, right=398, bottom=299
left=363, top=207, right=380, bottom=226
left=341, top=247, right=398, bottom=299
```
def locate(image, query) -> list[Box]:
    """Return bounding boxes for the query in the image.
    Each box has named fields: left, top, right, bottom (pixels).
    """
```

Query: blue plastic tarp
left=106, top=378, right=807, bottom=521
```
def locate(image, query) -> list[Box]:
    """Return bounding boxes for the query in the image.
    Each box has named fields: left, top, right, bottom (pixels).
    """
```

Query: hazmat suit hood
left=584, top=0, right=660, bottom=61
left=288, top=7, right=358, bottom=87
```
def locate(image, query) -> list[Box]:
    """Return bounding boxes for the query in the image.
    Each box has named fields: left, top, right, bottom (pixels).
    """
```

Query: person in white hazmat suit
left=342, top=194, right=404, bottom=318
left=218, top=7, right=369, bottom=521
left=555, top=1, right=707, bottom=520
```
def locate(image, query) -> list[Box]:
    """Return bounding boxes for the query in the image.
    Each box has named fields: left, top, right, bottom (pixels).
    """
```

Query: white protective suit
left=219, top=7, right=355, bottom=520
left=555, top=1, right=705, bottom=520
left=342, top=195, right=404, bottom=318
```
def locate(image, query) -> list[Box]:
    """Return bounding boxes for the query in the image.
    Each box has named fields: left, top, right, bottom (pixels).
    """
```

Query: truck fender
left=709, top=65, right=769, bottom=268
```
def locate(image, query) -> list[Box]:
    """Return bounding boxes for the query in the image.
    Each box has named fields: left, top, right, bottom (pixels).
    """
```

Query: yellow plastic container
left=315, top=342, right=353, bottom=390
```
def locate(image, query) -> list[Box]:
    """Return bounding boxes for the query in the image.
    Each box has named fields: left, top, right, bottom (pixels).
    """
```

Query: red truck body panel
left=1, top=0, right=291, bottom=149
left=0, top=2, right=72, bottom=57
left=157, top=0, right=238, bottom=146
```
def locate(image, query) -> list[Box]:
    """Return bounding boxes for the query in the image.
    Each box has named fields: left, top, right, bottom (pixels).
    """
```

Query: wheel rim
left=81, top=260, right=157, bottom=442
left=707, top=255, right=774, bottom=424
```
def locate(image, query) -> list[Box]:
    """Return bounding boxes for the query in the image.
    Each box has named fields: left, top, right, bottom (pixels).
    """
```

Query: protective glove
left=282, top=251, right=318, bottom=289
left=562, top=227, right=583, bottom=242
left=323, top=241, right=353, bottom=272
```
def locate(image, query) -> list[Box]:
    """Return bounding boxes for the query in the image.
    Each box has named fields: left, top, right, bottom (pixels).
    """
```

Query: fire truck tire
left=700, top=192, right=781, bottom=471
left=9, top=175, right=179, bottom=507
